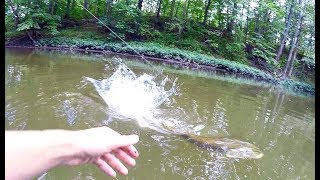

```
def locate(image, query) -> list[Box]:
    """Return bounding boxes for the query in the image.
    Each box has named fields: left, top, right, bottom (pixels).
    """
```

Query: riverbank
left=5, top=35, right=314, bottom=96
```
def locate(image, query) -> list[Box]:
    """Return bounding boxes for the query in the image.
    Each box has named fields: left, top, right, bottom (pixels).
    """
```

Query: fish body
left=162, top=122, right=264, bottom=159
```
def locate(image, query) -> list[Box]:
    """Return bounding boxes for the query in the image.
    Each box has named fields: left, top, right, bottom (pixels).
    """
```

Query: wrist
left=42, top=130, right=82, bottom=166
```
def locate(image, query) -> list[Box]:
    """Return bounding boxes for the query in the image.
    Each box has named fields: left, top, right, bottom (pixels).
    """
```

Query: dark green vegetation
left=5, top=0, right=314, bottom=95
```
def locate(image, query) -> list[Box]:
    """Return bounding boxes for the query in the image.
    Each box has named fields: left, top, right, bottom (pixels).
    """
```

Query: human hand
left=65, top=126, right=139, bottom=177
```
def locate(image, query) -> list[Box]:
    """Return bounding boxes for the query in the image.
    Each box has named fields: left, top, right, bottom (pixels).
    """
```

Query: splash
left=84, top=61, right=263, bottom=159
left=84, top=62, right=178, bottom=130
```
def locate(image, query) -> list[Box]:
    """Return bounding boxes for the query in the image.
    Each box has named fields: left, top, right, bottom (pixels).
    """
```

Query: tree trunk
left=288, top=19, right=303, bottom=77
left=240, top=3, right=244, bottom=29
left=203, top=0, right=212, bottom=25
left=7, top=0, right=20, bottom=30
left=48, top=0, right=53, bottom=14
left=288, top=51, right=296, bottom=77
left=156, top=0, right=162, bottom=20
left=169, top=0, right=176, bottom=19
left=84, top=0, right=89, bottom=9
left=306, top=27, right=314, bottom=55
left=226, top=2, right=237, bottom=34
left=245, top=1, right=249, bottom=40
left=137, top=0, right=143, bottom=10
left=53, top=1, right=57, bottom=15
left=283, top=33, right=295, bottom=78
left=226, top=4, right=229, bottom=27
left=105, top=0, right=112, bottom=17
left=275, top=0, right=294, bottom=62
left=283, top=0, right=303, bottom=78
left=25, top=30, right=36, bottom=45
left=64, top=0, right=72, bottom=19
left=48, top=0, right=57, bottom=14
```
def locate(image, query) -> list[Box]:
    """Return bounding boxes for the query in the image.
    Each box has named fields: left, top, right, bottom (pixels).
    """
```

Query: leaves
left=15, top=6, right=61, bottom=35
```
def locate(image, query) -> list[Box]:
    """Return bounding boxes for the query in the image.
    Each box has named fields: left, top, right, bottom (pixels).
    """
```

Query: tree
left=6, top=0, right=20, bottom=30
left=283, top=0, right=304, bottom=78
left=137, top=0, right=143, bottom=10
left=226, top=1, right=238, bottom=34
left=84, top=0, right=89, bottom=9
left=10, top=0, right=61, bottom=44
left=4, top=0, right=314, bottom=84
left=65, top=0, right=72, bottom=19
left=275, top=0, right=294, bottom=62
left=203, top=0, right=213, bottom=25
left=105, top=0, right=112, bottom=16
left=156, top=0, right=163, bottom=21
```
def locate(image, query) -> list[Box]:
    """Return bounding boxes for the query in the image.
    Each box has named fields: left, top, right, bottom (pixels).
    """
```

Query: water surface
left=5, top=48, right=314, bottom=179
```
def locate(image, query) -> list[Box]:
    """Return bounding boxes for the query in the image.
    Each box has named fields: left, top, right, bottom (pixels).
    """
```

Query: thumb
left=110, top=135, right=139, bottom=149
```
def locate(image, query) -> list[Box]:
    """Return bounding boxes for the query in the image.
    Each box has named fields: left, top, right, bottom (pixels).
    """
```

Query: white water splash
left=84, top=61, right=264, bottom=160
left=84, top=63, right=178, bottom=131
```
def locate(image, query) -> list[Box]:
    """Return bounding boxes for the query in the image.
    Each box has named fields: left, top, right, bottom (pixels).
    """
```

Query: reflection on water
left=5, top=48, right=314, bottom=179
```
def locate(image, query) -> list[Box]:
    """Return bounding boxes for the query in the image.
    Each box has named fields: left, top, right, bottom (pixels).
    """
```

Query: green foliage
left=137, top=23, right=160, bottom=39
left=98, top=1, right=140, bottom=40
left=300, top=57, right=315, bottom=69
left=16, top=8, right=61, bottom=35
left=248, top=35, right=278, bottom=69
left=164, top=17, right=185, bottom=32
left=5, top=31, right=25, bottom=41
left=280, top=79, right=315, bottom=95
left=5, top=15, right=14, bottom=31
left=59, top=28, right=106, bottom=40
left=279, top=56, right=287, bottom=68
left=225, top=42, right=247, bottom=63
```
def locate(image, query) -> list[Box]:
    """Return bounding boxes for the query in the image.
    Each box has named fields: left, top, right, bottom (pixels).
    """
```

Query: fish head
left=225, top=145, right=264, bottom=159
left=213, top=138, right=264, bottom=159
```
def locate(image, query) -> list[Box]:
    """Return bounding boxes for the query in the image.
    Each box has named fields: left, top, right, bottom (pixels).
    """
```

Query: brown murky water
left=5, top=48, right=314, bottom=180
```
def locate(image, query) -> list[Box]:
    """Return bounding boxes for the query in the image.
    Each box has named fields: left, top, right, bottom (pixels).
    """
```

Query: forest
left=5, top=0, right=315, bottom=87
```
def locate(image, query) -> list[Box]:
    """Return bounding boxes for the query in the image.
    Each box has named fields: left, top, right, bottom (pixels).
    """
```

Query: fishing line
left=81, top=5, right=162, bottom=74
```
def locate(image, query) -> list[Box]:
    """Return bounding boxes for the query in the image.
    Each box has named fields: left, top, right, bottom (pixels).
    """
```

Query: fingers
left=94, top=158, right=116, bottom=177
left=102, top=153, right=128, bottom=176
left=95, top=149, right=137, bottom=177
left=110, top=135, right=139, bottom=149
left=112, top=148, right=136, bottom=167
left=75, top=126, right=140, bottom=178
left=120, top=145, right=139, bottom=158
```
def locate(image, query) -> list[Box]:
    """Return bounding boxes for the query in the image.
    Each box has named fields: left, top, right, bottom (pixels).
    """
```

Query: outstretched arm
left=5, top=127, right=139, bottom=180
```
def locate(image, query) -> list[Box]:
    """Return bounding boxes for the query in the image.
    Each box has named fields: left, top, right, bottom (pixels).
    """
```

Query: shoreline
left=5, top=39, right=315, bottom=97
left=5, top=45, right=227, bottom=73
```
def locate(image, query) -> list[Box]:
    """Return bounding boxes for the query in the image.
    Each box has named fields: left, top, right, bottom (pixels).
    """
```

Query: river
left=5, top=48, right=314, bottom=180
